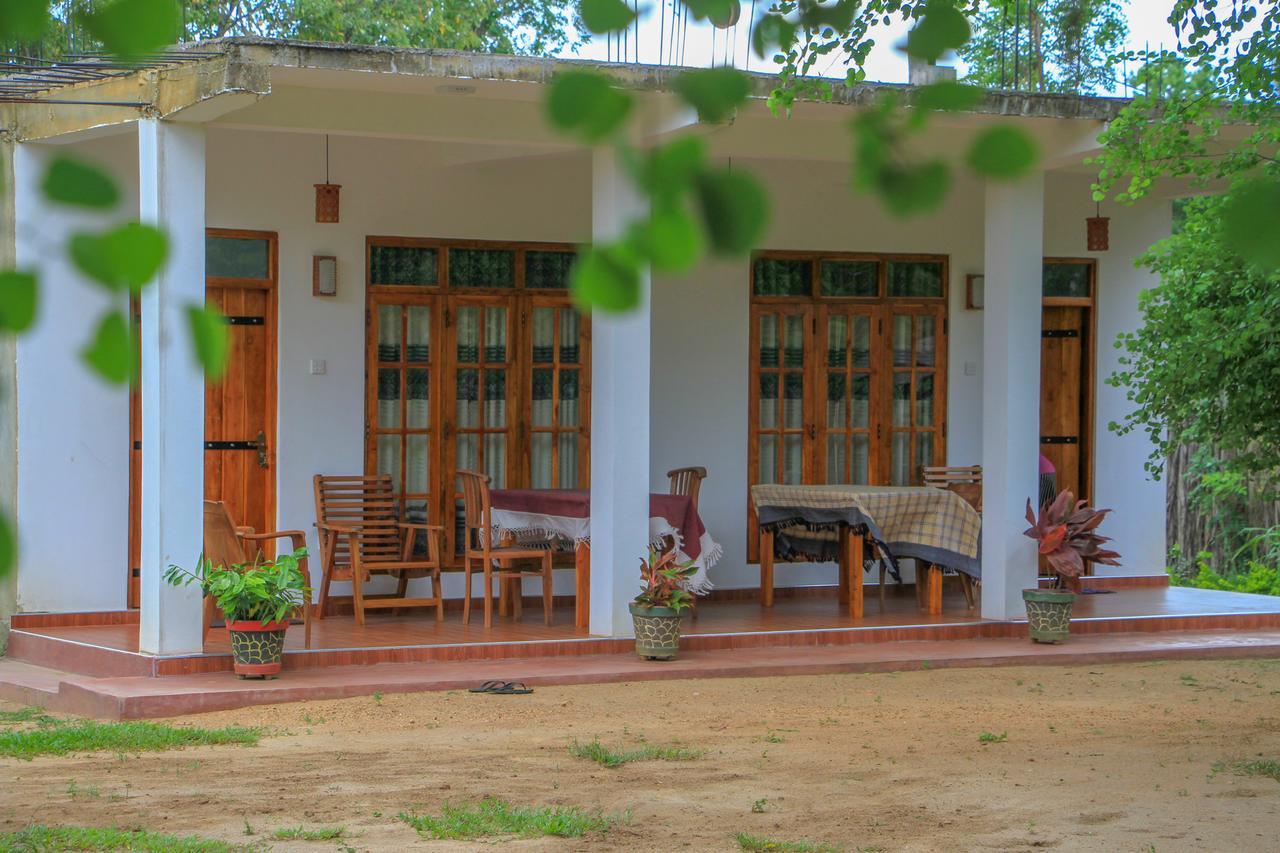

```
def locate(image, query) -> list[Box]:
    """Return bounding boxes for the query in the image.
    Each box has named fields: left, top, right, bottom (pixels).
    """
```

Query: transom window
left=365, top=238, right=588, bottom=561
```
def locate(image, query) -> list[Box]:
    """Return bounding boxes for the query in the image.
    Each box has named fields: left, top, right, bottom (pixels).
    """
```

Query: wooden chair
left=202, top=500, right=312, bottom=649
left=457, top=469, right=556, bottom=629
left=667, top=466, right=708, bottom=616
left=918, top=465, right=983, bottom=610
left=313, top=474, right=444, bottom=625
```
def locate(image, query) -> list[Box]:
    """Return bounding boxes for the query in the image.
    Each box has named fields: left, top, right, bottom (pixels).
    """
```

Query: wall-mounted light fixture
left=313, top=255, right=337, bottom=297
left=315, top=135, right=340, bottom=224
left=965, top=274, right=984, bottom=310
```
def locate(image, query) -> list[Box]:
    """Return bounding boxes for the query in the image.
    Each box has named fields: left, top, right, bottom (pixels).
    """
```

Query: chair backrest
left=921, top=465, right=983, bottom=513
left=667, top=466, right=708, bottom=512
left=313, top=474, right=403, bottom=565
left=456, top=469, right=492, bottom=551
left=204, top=500, right=248, bottom=569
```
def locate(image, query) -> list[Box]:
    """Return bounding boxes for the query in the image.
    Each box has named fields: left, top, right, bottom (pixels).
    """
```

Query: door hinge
left=943, top=317, right=948, bottom=335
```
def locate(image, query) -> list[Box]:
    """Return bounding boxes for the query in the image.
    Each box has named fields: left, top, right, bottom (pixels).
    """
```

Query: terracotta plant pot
left=225, top=619, right=290, bottom=678
left=629, top=603, right=682, bottom=661
left=1022, top=588, right=1076, bottom=644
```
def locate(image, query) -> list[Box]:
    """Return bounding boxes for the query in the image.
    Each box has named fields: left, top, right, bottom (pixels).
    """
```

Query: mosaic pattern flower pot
left=1022, top=588, right=1075, bottom=644
left=225, top=620, right=289, bottom=678
left=629, top=604, right=682, bottom=661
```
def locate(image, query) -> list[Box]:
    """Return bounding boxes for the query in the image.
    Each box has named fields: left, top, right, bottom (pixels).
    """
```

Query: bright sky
left=563, top=0, right=1182, bottom=95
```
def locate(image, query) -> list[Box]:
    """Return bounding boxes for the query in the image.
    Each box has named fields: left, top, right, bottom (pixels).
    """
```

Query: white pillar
left=981, top=172, right=1044, bottom=620
left=588, top=147, right=650, bottom=637
left=137, top=120, right=206, bottom=655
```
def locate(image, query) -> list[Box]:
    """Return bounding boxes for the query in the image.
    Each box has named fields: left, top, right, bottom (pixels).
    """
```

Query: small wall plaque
left=313, top=255, right=337, bottom=297
left=965, top=274, right=984, bottom=310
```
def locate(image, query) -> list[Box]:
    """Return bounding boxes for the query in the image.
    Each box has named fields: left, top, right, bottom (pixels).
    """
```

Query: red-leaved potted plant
left=628, top=548, right=698, bottom=661
left=1021, top=491, right=1121, bottom=643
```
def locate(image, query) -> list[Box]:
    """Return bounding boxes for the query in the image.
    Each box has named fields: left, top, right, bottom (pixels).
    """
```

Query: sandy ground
left=3, top=659, right=1280, bottom=851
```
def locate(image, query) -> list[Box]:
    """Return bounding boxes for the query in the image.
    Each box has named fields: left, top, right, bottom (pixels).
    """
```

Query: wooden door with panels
left=127, top=230, right=279, bottom=607
left=1040, top=259, right=1096, bottom=504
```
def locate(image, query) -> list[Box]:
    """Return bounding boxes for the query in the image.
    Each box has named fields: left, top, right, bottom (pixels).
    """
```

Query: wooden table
left=758, top=524, right=868, bottom=617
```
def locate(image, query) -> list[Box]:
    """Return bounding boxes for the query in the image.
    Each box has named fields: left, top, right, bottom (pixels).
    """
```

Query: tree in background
left=960, top=0, right=1127, bottom=94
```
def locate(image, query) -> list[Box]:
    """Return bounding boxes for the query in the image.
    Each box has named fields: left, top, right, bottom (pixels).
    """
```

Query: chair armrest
left=239, top=529, right=307, bottom=543
left=398, top=523, right=446, bottom=532
left=316, top=521, right=357, bottom=535
left=398, top=523, right=443, bottom=563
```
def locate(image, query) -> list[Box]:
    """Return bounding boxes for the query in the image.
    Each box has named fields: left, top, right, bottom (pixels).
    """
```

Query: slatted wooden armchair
left=313, top=474, right=444, bottom=625
left=919, top=465, right=983, bottom=610
left=457, top=469, right=556, bottom=629
left=667, top=466, right=708, bottom=512
left=203, top=500, right=312, bottom=649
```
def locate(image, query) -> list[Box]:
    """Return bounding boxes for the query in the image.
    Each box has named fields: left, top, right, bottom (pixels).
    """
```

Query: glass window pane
left=370, top=245, right=438, bottom=286
left=559, top=309, right=581, bottom=363
left=915, top=434, right=934, bottom=473
left=852, top=315, right=871, bottom=369
left=559, top=371, right=580, bottom=426
left=484, top=369, right=506, bottom=427
left=820, top=260, right=878, bottom=297
left=206, top=236, right=269, bottom=279
left=558, top=432, right=579, bottom=487
left=484, top=308, right=508, bottom=362
left=852, top=374, right=870, bottom=428
left=826, top=315, right=848, bottom=367
left=1043, top=262, right=1091, bottom=297
left=456, top=368, right=478, bottom=428
left=759, top=315, right=779, bottom=367
left=406, top=368, right=429, bottom=428
left=377, top=305, right=401, bottom=362
left=457, top=434, right=478, bottom=474
left=406, top=306, right=430, bottom=363
left=916, top=374, right=934, bottom=427
left=888, top=261, right=944, bottom=297
left=783, top=373, right=805, bottom=428
left=526, top=251, right=575, bottom=289
left=851, top=434, right=870, bottom=485
left=783, top=315, right=805, bottom=367
left=376, top=434, right=401, bottom=492
left=449, top=248, right=515, bottom=288
left=377, top=369, right=400, bottom=427
left=531, top=433, right=553, bottom=488
left=759, top=374, right=778, bottom=429
left=456, top=307, right=479, bottom=362
left=826, top=434, right=847, bottom=484
left=893, top=372, right=912, bottom=427
left=892, top=315, right=912, bottom=367
left=759, top=435, right=778, bottom=483
left=915, top=316, right=936, bottom=367
left=783, top=435, right=804, bottom=484
left=826, top=373, right=846, bottom=429
left=406, top=434, right=429, bottom=495
left=532, top=308, right=554, bottom=363
left=484, top=434, right=506, bottom=485
left=891, top=433, right=910, bottom=486
left=532, top=368, right=554, bottom=427
left=404, top=499, right=428, bottom=526
left=753, top=258, right=811, bottom=296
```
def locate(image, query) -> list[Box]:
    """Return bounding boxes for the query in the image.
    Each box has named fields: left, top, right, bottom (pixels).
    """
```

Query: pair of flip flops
left=468, top=680, right=533, bottom=695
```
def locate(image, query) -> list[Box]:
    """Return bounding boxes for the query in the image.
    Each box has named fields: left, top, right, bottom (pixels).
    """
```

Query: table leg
left=575, top=541, right=590, bottom=630
left=837, top=527, right=850, bottom=604
left=760, top=528, right=775, bottom=608
left=922, top=564, right=943, bottom=616
left=847, top=530, right=864, bottom=620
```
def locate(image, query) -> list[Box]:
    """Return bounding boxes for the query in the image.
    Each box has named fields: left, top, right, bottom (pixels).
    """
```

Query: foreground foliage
left=398, top=798, right=619, bottom=839
left=0, top=712, right=261, bottom=760
left=1170, top=556, right=1280, bottom=599
left=0, top=825, right=255, bottom=852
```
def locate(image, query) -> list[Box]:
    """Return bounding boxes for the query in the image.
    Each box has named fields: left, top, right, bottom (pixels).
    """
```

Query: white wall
left=14, top=131, right=137, bottom=612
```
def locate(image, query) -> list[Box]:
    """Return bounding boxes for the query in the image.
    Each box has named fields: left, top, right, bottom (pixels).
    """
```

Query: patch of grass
left=977, top=731, right=1008, bottom=744
left=762, top=731, right=785, bottom=744
left=0, top=707, right=58, bottom=726
left=735, top=832, right=839, bottom=852
left=398, top=798, right=617, bottom=840
left=1225, top=759, right=1280, bottom=782
left=0, top=825, right=255, bottom=851
left=567, top=738, right=704, bottom=768
left=751, top=798, right=768, bottom=813
left=273, top=825, right=346, bottom=841
left=0, top=717, right=262, bottom=760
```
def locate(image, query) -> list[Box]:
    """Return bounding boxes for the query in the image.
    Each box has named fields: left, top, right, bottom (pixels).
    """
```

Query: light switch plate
left=309, top=359, right=327, bottom=375
left=963, top=361, right=977, bottom=376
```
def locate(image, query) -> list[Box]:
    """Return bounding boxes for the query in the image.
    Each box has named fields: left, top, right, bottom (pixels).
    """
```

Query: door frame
left=1041, top=256, right=1097, bottom=503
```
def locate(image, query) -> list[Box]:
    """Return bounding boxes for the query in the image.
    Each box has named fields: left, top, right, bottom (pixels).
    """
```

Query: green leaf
left=0, top=0, right=51, bottom=42
left=905, top=0, right=970, bottom=63
left=571, top=245, right=642, bottom=313
left=0, top=512, right=14, bottom=578
left=695, top=168, right=769, bottom=256
left=187, top=303, right=230, bottom=380
left=69, top=222, right=169, bottom=293
left=878, top=161, right=952, bottom=217
left=685, top=0, right=739, bottom=23
left=80, top=0, right=181, bottom=59
left=545, top=71, right=634, bottom=143
left=1222, top=180, right=1280, bottom=270
left=580, top=0, right=637, bottom=34
left=913, top=81, right=985, bottom=112
left=752, top=14, right=798, bottom=60
left=639, top=137, right=707, bottom=204
left=966, top=126, right=1038, bottom=179
left=673, top=67, right=751, bottom=124
left=82, top=311, right=136, bottom=385
left=0, top=270, right=38, bottom=332
left=41, top=157, right=121, bottom=210
left=642, top=206, right=703, bottom=272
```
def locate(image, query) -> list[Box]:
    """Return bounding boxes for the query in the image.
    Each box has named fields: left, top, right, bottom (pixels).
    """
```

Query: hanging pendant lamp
left=315, top=135, right=341, bottom=224
left=1086, top=201, right=1109, bottom=251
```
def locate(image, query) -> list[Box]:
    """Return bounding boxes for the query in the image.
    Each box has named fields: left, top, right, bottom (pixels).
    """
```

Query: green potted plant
left=165, top=549, right=310, bottom=678
left=1022, top=492, right=1121, bottom=643
left=629, top=548, right=698, bottom=660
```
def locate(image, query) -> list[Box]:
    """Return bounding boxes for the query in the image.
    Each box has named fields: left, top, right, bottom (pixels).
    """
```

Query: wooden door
left=816, top=304, right=881, bottom=485
left=204, top=282, right=278, bottom=551
left=883, top=305, right=947, bottom=485
left=524, top=298, right=591, bottom=490
left=1040, top=305, right=1090, bottom=501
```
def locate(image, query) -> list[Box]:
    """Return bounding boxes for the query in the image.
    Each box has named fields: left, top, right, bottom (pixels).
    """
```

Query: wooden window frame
left=747, top=250, right=949, bottom=561
left=1042, top=257, right=1098, bottom=502
left=364, top=237, right=589, bottom=565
